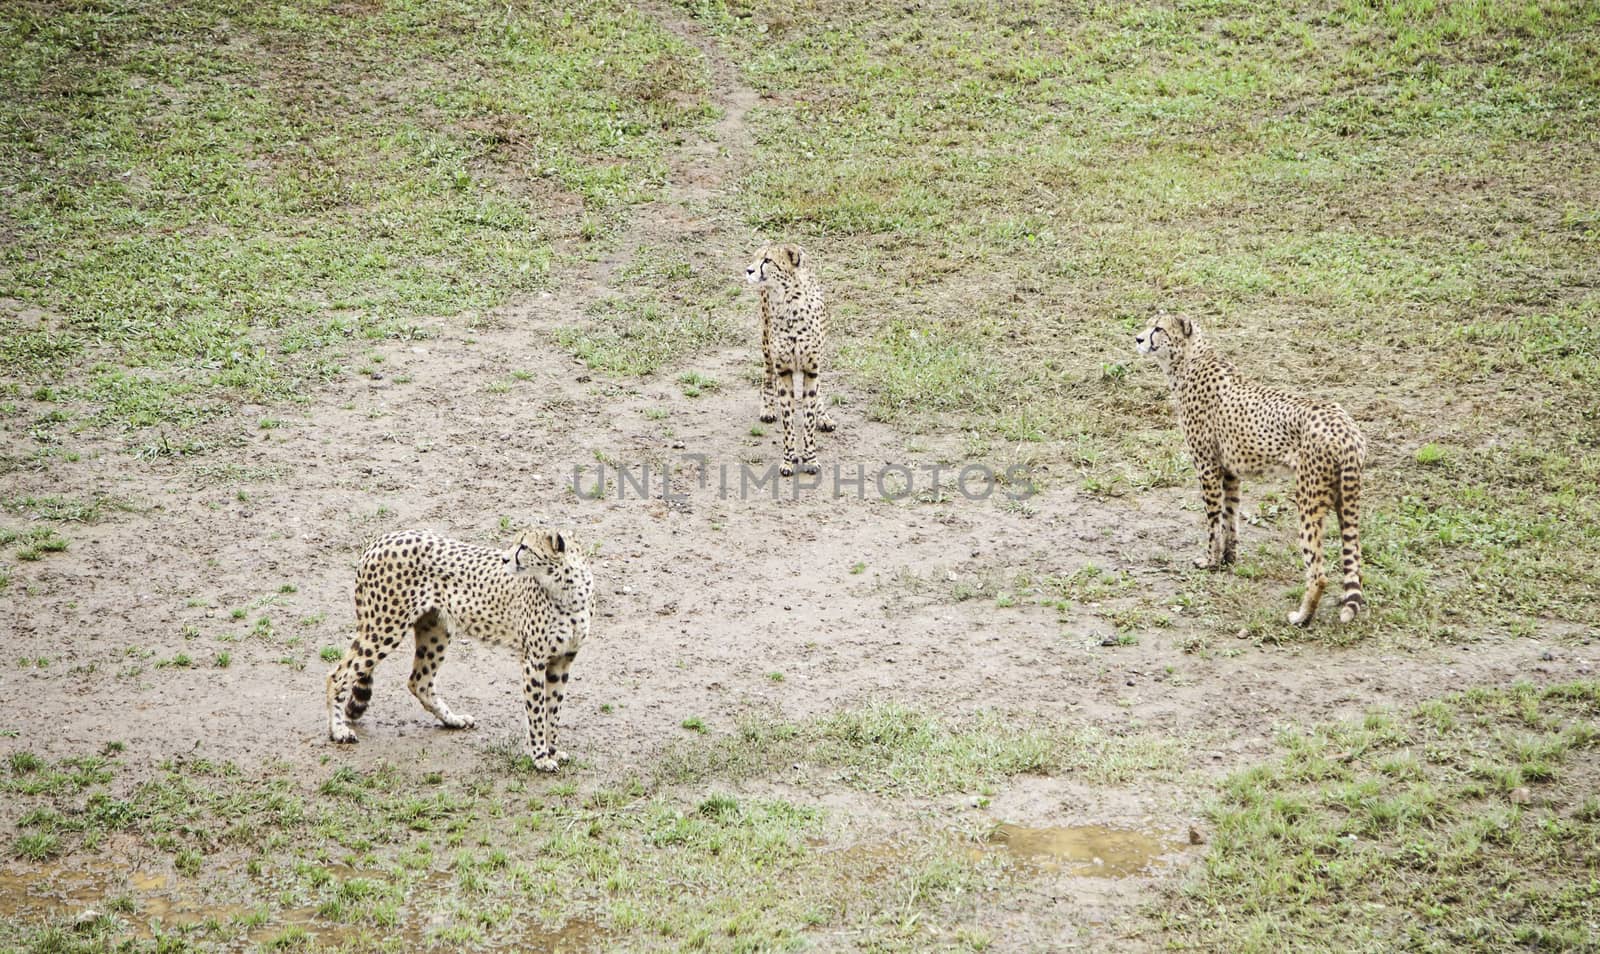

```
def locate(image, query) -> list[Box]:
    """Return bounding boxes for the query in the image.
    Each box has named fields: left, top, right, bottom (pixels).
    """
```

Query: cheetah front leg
left=759, top=295, right=778, bottom=423
left=1193, top=463, right=1228, bottom=569
left=775, top=356, right=801, bottom=477
left=545, top=651, right=578, bottom=765
left=408, top=612, right=475, bottom=731
left=1289, top=478, right=1331, bottom=627
left=520, top=653, right=559, bottom=772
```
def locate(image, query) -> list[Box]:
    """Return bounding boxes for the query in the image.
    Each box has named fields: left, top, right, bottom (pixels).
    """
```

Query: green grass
left=557, top=243, right=744, bottom=376
left=2, top=495, right=124, bottom=523
left=677, top=370, right=721, bottom=397
left=1160, top=681, right=1600, bottom=951
left=660, top=700, right=1188, bottom=794
left=12, top=831, right=60, bottom=861
left=0, top=0, right=713, bottom=428
left=1, top=749, right=1011, bottom=952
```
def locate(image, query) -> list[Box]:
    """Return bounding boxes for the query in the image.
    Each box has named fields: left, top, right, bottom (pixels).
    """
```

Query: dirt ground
left=2, top=11, right=1594, bottom=952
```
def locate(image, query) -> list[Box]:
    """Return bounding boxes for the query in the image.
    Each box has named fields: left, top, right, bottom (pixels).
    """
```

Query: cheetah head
left=746, top=244, right=806, bottom=285
left=1135, top=312, right=1196, bottom=366
left=506, top=529, right=593, bottom=613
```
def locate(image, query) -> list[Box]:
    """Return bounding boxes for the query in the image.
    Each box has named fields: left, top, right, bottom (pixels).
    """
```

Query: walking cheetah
left=1136, top=314, right=1367, bottom=626
left=747, top=243, right=836, bottom=476
left=325, top=528, right=593, bottom=771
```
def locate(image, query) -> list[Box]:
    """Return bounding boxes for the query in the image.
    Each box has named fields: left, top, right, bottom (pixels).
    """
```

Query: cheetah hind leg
left=326, top=653, right=360, bottom=744
left=408, top=612, right=475, bottom=730
left=329, top=609, right=411, bottom=742
left=817, top=393, right=836, bottom=433
left=1221, top=471, right=1241, bottom=565
left=797, top=366, right=822, bottom=475
left=1288, top=485, right=1330, bottom=627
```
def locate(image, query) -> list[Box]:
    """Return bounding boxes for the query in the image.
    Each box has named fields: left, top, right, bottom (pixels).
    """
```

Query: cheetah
left=1136, top=313, right=1367, bottom=626
left=747, top=243, right=836, bottom=476
left=325, top=528, right=593, bottom=771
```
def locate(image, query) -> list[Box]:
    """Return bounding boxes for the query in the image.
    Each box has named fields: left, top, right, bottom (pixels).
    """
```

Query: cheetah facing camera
left=747, top=243, right=836, bottom=476
left=1136, top=314, right=1367, bottom=626
left=325, top=528, right=594, bottom=771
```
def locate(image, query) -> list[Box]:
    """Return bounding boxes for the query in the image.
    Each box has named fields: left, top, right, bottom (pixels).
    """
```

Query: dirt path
left=2, top=8, right=1592, bottom=951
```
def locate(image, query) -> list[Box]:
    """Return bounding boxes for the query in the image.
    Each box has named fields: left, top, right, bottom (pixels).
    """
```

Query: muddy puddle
left=981, top=823, right=1182, bottom=877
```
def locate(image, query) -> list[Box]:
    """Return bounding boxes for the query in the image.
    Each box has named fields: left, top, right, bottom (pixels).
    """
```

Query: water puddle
left=983, top=823, right=1180, bottom=877
left=0, top=863, right=249, bottom=936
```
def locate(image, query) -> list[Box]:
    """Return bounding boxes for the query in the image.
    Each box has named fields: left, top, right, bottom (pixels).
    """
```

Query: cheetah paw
left=1287, top=609, right=1313, bottom=627
left=554, top=749, right=572, bottom=764
left=760, top=410, right=778, bottom=424
left=1338, top=604, right=1359, bottom=624
left=1193, top=556, right=1217, bottom=570
left=533, top=755, right=560, bottom=773
left=818, top=417, right=837, bottom=433
left=800, top=461, right=821, bottom=475
left=442, top=712, right=476, bottom=730
left=330, top=725, right=358, bottom=744
left=779, top=463, right=795, bottom=477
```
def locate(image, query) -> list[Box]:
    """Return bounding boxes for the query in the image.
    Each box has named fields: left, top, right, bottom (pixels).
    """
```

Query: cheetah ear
left=1176, top=315, right=1193, bottom=337
left=547, top=531, right=565, bottom=554
left=787, top=246, right=804, bottom=269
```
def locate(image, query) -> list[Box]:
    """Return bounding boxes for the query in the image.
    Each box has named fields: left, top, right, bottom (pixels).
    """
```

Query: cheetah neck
left=1163, top=341, right=1235, bottom=420
left=533, top=578, right=590, bottom=617
left=1160, top=340, right=1198, bottom=385
left=761, top=280, right=803, bottom=306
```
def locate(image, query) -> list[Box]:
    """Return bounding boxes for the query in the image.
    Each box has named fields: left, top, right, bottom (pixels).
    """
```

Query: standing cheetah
left=325, top=528, right=593, bottom=771
left=747, top=243, right=836, bottom=476
left=1136, top=314, right=1367, bottom=626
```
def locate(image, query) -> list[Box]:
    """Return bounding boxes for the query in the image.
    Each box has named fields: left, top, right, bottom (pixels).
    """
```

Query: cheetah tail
left=1336, top=459, right=1365, bottom=622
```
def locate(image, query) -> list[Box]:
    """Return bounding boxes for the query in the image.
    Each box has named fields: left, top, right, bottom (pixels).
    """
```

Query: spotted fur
left=747, top=243, right=836, bottom=476
left=1137, top=314, right=1367, bottom=626
left=325, top=528, right=593, bottom=771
